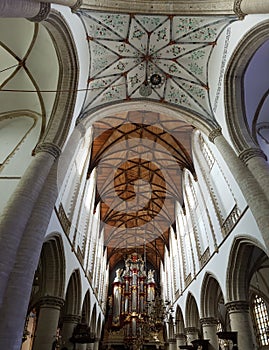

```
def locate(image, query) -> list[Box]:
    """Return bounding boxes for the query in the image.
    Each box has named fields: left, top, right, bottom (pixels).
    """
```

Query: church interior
left=1, top=1, right=269, bottom=350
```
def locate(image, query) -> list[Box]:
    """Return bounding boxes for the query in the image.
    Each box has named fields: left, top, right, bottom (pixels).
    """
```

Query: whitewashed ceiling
left=78, top=11, right=235, bottom=121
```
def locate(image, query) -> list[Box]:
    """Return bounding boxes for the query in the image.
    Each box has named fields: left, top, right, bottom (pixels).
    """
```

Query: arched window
left=252, top=294, right=269, bottom=346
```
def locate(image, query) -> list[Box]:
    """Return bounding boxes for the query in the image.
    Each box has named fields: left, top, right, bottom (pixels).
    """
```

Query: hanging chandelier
left=108, top=253, right=172, bottom=349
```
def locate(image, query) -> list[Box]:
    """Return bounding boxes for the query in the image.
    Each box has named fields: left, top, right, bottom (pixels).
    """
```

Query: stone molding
left=42, top=10, right=79, bottom=149
left=239, top=147, right=267, bottom=164
left=208, top=128, right=222, bottom=143
left=168, top=338, right=176, bottom=343
left=225, top=20, right=269, bottom=154
left=35, top=142, right=62, bottom=159
left=29, top=2, right=51, bottom=22
left=233, top=0, right=246, bottom=19
left=72, top=0, right=83, bottom=12
left=76, top=121, right=87, bottom=138
left=38, top=296, right=65, bottom=309
left=225, top=300, right=249, bottom=313
left=63, top=314, right=81, bottom=323
left=175, top=333, right=186, bottom=339
left=184, top=326, right=199, bottom=334
left=79, top=0, right=235, bottom=15
left=200, top=317, right=218, bottom=326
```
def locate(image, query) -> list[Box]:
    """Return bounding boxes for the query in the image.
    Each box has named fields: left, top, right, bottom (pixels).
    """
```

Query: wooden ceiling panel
left=89, top=110, right=194, bottom=270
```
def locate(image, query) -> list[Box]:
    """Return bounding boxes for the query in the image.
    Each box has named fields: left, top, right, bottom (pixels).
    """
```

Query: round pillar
left=175, top=333, right=187, bottom=347
left=0, top=126, right=84, bottom=349
left=39, top=0, right=79, bottom=6
left=236, top=0, right=269, bottom=16
left=200, top=317, right=219, bottom=350
left=61, top=314, right=81, bottom=349
left=93, top=338, right=99, bottom=350
left=168, top=338, right=177, bottom=350
left=226, top=300, right=256, bottom=350
left=0, top=144, right=60, bottom=307
left=209, top=130, right=269, bottom=251
left=86, top=343, right=94, bottom=350
left=0, top=0, right=50, bottom=20
left=185, top=327, right=199, bottom=345
left=239, top=148, right=269, bottom=204
left=33, top=296, right=64, bottom=350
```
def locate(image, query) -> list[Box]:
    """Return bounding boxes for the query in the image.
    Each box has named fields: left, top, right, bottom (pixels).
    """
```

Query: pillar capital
left=76, top=121, right=87, bottom=137
left=239, top=147, right=267, bottom=164
left=38, top=295, right=65, bottom=309
left=28, top=2, right=51, bottom=22
left=175, top=333, right=186, bottom=340
left=208, top=128, right=222, bottom=143
left=63, top=314, right=81, bottom=323
left=35, top=142, right=61, bottom=159
left=185, top=326, right=199, bottom=334
left=168, top=338, right=176, bottom=343
left=200, top=317, right=218, bottom=326
left=71, top=0, right=82, bottom=12
left=225, top=300, right=249, bottom=313
left=233, top=0, right=246, bottom=19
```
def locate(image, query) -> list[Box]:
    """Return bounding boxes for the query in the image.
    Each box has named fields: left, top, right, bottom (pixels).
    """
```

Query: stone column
left=239, top=148, right=269, bottom=203
left=209, top=130, right=269, bottom=250
left=36, top=0, right=79, bottom=6
left=61, top=314, right=81, bottom=349
left=235, top=0, right=269, bottom=18
left=77, top=344, right=87, bottom=350
left=86, top=343, right=94, bottom=350
left=175, top=333, right=187, bottom=347
left=0, top=144, right=60, bottom=308
left=0, top=126, right=85, bottom=350
left=0, top=0, right=50, bottom=20
left=33, top=296, right=65, bottom=350
left=200, top=317, right=218, bottom=350
left=168, top=338, right=177, bottom=350
left=185, top=327, right=199, bottom=345
left=93, top=338, right=99, bottom=350
left=226, top=300, right=256, bottom=350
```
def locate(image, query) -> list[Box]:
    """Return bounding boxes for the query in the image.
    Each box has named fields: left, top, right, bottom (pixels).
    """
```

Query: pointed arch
left=27, top=234, right=65, bottom=311
left=225, top=19, right=269, bottom=153
left=81, top=290, right=91, bottom=324
left=175, top=305, right=185, bottom=334
left=200, top=273, right=224, bottom=318
left=185, top=292, right=200, bottom=329
left=64, top=269, right=82, bottom=316
left=96, top=313, right=103, bottom=339
left=90, top=303, right=97, bottom=335
left=41, top=9, right=79, bottom=148
left=226, top=236, right=268, bottom=301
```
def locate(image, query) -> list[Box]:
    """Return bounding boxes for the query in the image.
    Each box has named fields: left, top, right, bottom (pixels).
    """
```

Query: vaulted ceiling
left=87, top=110, right=194, bottom=270
left=79, top=11, right=235, bottom=271
left=78, top=11, right=235, bottom=123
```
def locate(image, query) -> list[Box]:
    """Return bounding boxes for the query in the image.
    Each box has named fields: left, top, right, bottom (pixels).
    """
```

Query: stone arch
left=96, top=313, right=102, bottom=339
left=81, top=100, right=219, bottom=138
left=29, top=234, right=65, bottom=309
left=90, top=303, right=97, bottom=336
left=64, top=269, right=82, bottom=317
left=39, top=9, right=79, bottom=149
left=185, top=292, right=201, bottom=343
left=225, top=19, right=269, bottom=154
left=175, top=305, right=185, bottom=334
left=81, top=290, right=91, bottom=324
left=200, top=273, right=224, bottom=319
left=226, top=236, right=269, bottom=302
left=167, top=314, right=175, bottom=339
left=185, top=292, right=200, bottom=328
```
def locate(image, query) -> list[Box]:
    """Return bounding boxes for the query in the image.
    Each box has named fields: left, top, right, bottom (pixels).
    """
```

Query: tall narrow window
left=252, top=294, right=269, bottom=346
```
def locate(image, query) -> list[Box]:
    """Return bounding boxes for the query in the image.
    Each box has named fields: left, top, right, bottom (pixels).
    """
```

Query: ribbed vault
left=88, top=110, right=194, bottom=269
